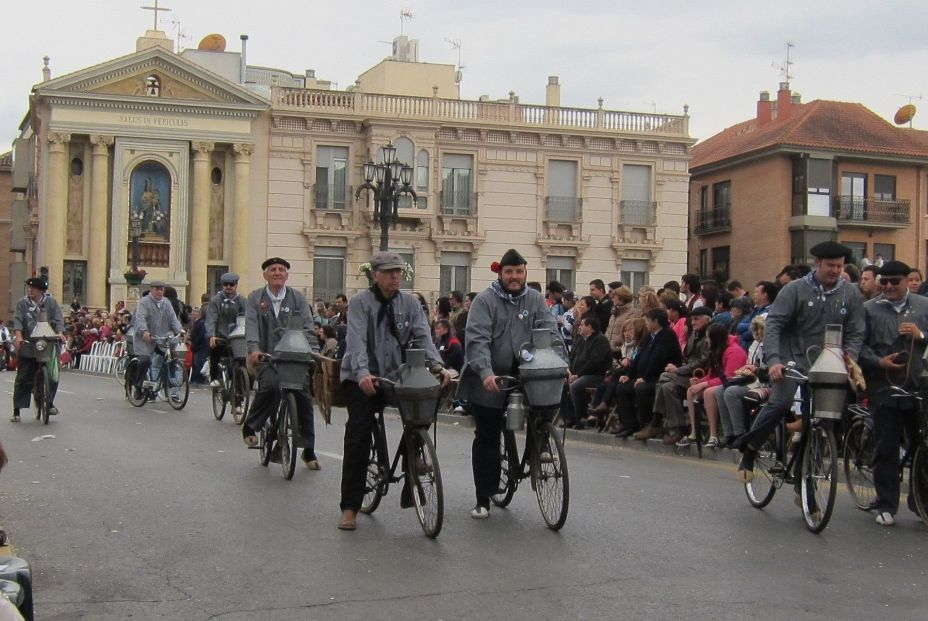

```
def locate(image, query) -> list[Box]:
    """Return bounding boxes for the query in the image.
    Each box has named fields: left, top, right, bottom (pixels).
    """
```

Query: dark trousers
left=339, top=381, right=384, bottom=512
left=244, top=363, right=316, bottom=454
left=872, top=401, right=920, bottom=514
left=568, top=374, right=604, bottom=422
left=208, top=341, right=231, bottom=382
left=13, top=356, right=59, bottom=410
left=736, top=377, right=799, bottom=453
left=471, top=401, right=506, bottom=506
left=614, top=379, right=657, bottom=431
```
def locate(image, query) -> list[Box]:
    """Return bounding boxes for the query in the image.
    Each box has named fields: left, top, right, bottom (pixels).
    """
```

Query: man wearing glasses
left=858, top=260, right=928, bottom=526
left=205, top=272, right=246, bottom=390
left=133, top=280, right=184, bottom=401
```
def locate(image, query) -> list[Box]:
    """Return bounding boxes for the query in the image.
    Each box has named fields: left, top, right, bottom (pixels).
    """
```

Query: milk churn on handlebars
left=29, top=310, right=59, bottom=363
left=807, top=324, right=849, bottom=420
left=229, top=315, right=247, bottom=360
left=272, top=314, right=315, bottom=390
left=517, top=327, right=568, bottom=410
left=393, top=348, right=442, bottom=427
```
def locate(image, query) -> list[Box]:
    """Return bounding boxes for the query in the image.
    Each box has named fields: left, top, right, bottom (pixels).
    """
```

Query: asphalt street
left=0, top=370, right=926, bottom=620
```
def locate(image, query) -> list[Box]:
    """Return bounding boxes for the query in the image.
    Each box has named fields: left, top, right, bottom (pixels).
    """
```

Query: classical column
left=88, top=135, right=114, bottom=309
left=45, top=132, right=71, bottom=300
left=232, top=144, right=253, bottom=286
left=190, top=142, right=214, bottom=299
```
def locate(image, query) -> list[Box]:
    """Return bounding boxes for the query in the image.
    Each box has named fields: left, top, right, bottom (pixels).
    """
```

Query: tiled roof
left=0, top=151, right=11, bottom=168
left=692, top=100, right=928, bottom=170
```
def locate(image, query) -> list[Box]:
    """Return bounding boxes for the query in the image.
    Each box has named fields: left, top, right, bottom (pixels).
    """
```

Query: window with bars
left=439, top=252, right=471, bottom=295
left=441, top=154, right=473, bottom=215
left=315, top=146, right=349, bottom=210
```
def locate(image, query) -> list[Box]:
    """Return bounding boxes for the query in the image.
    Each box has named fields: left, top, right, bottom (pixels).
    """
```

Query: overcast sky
left=3, top=0, right=927, bottom=152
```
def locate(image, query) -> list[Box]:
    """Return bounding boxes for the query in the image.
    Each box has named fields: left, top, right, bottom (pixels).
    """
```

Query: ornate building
left=10, top=28, right=693, bottom=308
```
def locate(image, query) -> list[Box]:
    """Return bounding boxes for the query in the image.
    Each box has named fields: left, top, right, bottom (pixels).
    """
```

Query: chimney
left=776, top=81, right=792, bottom=121
left=546, top=76, right=560, bottom=108
left=756, top=90, right=772, bottom=125
left=42, top=56, right=51, bottom=82
left=239, top=35, right=248, bottom=84
left=791, top=92, right=802, bottom=104
left=305, top=69, right=316, bottom=88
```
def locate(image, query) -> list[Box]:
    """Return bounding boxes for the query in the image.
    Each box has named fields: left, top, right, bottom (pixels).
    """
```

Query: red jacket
left=706, top=335, right=747, bottom=387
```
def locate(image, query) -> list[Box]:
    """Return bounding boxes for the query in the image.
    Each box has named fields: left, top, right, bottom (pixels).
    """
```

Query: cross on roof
left=141, top=0, right=171, bottom=31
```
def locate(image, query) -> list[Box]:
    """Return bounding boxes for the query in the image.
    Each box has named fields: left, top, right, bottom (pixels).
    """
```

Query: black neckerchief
left=370, top=285, right=400, bottom=342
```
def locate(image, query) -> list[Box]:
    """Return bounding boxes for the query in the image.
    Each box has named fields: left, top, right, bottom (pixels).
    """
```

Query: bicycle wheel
left=34, top=366, right=50, bottom=425
left=843, top=418, right=876, bottom=510
left=800, top=423, right=838, bottom=533
left=232, top=366, right=250, bottom=425
left=360, top=426, right=387, bottom=514
left=490, top=429, right=519, bottom=507
left=531, top=421, right=569, bottom=530
left=211, top=365, right=227, bottom=421
left=911, top=445, right=928, bottom=527
left=125, top=359, right=148, bottom=407
left=114, top=355, right=128, bottom=386
left=278, top=392, right=298, bottom=480
left=745, top=428, right=780, bottom=508
left=406, top=427, right=444, bottom=538
left=259, top=421, right=273, bottom=467
left=167, top=360, right=190, bottom=410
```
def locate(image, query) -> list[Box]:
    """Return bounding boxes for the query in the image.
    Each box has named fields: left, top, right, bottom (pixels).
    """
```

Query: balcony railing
left=439, top=191, right=477, bottom=216
left=313, top=184, right=351, bottom=210
left=694, top=205, right=732, bottom=234
left=274, top=87, right=690, bottom=137
left=619, top=200, right=657, bottom=226
left=126, top=242, right=170, bottom=267
left=544, top=196, right=582, bottom=221
left=832, top=196, right=910, bottom=226
left=397, top=194, right=428, bottom=210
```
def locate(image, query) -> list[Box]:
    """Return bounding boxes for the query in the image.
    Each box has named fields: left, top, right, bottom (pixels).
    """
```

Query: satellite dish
left=198, top=34, right=227, bottom=52
left=894, top=104, right=917, bottom=125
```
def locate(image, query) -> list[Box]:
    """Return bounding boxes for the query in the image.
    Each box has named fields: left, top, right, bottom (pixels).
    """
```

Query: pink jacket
left=671, top=318, right=687, bottom=353
left=706, top=335, right=748, bottom=387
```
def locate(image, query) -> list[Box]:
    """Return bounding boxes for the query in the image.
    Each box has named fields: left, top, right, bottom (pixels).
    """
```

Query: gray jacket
left=12, top=293, right=64, bottom=359
left=340, top=289, right=440, bottom=383
left=763, top=274, right=865, bottom=369
left=244, top=286, right=318, bottom=356
left=859, top=293, right=928, bottom=401
left=205, top=292, right=246, bottom=339
left=458, top=281, right=566, bottom=409
left=133, top=294, right=183, bottom=358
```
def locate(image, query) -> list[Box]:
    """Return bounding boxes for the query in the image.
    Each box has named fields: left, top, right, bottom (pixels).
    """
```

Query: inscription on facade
left=119, top=115, right=190, bottom=127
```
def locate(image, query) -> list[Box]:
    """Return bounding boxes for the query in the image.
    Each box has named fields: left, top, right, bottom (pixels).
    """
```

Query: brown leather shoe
left=337, top=509, right=357, bottom=531
left=663, top=431, right=683, bottom=445
left=632, top=426, right=652, bottom=441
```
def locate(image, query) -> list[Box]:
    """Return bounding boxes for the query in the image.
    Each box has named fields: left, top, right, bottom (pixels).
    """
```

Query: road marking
left=315, top=450, right=343, bottom=461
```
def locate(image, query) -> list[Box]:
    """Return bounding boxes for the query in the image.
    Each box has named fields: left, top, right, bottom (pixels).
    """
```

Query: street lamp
left=355, top=141, right=417, bottom=252
left=129, top=210, right=143, bottom=273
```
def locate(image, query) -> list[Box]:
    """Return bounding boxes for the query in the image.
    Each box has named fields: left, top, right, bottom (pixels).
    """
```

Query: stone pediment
left=35, top=46, right=267, bottom=108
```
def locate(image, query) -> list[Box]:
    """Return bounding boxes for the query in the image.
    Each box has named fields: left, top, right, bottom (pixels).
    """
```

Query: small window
left=874, top=175, right=896, bottom=201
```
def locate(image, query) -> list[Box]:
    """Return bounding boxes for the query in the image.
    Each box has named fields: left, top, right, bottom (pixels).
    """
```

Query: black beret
left=689, top=306, right=713, bottom=317
left=25, top=277, right=48, bottom=291
left=261, top=257, right=291, bottom=271
left=810, top=241, right=852, bottom=261
left=499, top=248, right=527, bottom=268
left=879, top=260, right=911, bottom=278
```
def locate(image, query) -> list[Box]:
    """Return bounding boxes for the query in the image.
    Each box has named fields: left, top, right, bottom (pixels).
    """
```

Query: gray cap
left=220, top=272, right=239, bottom=284
left=149, top=279, right=166, bottom=288
left=369, top=251, right=406, bottom=272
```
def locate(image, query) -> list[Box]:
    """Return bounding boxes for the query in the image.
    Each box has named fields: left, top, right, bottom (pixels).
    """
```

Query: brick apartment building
left=688, top=83, right=928, bottom=286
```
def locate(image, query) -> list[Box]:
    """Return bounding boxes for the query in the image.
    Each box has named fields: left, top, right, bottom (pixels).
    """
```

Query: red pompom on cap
left=490, top=261, right=500, bottom=273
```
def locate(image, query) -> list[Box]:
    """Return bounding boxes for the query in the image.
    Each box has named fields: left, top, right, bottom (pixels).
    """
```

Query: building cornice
left=44, top=94, right=264, bottom=118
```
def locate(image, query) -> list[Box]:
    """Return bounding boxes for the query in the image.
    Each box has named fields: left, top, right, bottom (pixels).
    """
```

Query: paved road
left=0, top=370, right=926, bottom=620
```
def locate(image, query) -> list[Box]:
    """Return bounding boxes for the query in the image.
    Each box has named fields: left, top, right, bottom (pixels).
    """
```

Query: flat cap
left=369, top=251, right=406, bottom=271
left=25, top=277, right=47, bottom=291
left=810, top=241, right=852, bottom=261
left=562, top=289, right=575, bottom=300
left=149, top=279, right=166, bottom=288
left=879, top=260, right=911, bottom=278
left=261, top=257, right=291, bottom=270
left=689, top=305, right=714, bottom=317
left=220, top=272, right=240, bottom=284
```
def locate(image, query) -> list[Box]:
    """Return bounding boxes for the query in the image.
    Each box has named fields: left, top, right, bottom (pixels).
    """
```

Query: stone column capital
left=46, top=132, right=71, bottom=147
left=232, top=143, right=254, bottom=158
left=89, top=135, right=115, bottom=149
left=191, top=141, right=215, bottom=157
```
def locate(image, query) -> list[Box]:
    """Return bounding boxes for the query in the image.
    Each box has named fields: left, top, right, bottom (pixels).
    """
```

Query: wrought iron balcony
left=694, top=205, right=731, bottom=234
left=439, top=191, right=477, bottom=216
left=313, top=184, right=351, bottom=210
left=544, top=196, right=582, bottom=221
left=619, top=200, right=657, bottom=226
left=832, top=196, right=911, bottom=228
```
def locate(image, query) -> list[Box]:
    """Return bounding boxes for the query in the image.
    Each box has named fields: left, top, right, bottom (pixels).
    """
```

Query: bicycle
left=27, top=334, right=60, bottom=425
left=490, top=375, right=570, bottom=530
left=744, top=362, right=838, bottom=533
left=360, top=376, right=444, bottom=539
left=210, top=337, right=251, bottom=425
left=253, top=353, right=315, bottom=481
left=124, top=334, right=190, bottom=410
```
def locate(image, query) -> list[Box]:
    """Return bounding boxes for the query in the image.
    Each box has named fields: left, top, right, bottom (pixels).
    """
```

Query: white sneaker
left=453, top=406, right=466, bottom=414
left=875, top=511, right=895, bottom=526
left=170, top=391, right=181, bottom=402
left=235, top=406, right=244, bottom=415
left=470, top=504, right=490, bottom=519
left=209, top=379, right=221, bottom=388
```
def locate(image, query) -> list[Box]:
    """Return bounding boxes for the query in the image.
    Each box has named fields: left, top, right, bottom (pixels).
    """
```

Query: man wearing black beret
left=858, top=260, right=928, bottom=526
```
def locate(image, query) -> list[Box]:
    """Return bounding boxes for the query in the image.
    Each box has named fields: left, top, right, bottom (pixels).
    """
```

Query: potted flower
left=124, top=268, right=147, bottom=286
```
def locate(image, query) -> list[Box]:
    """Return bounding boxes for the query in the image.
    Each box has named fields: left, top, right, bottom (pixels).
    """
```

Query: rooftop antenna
left=140, top=0, right=171, bottom=31
left=400, top=9, right=414, bottom=35
left=895, top=93, right=924, bottom=105
left=444, top=37, right=465, bottom=82
left=893, top=94, right=922, bottom=128
left=170, top=17, right=189, bottom=50
left=771, top=41, right=795, bottom=83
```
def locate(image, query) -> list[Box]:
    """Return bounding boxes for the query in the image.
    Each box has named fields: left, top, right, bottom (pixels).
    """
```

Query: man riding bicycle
left=133, top=280, right=184, bottom=402
left=242, top=257, right=321, bottom=469
left=205, top=272, right=246, bottom=391
left=11, top=277, right=66, bottom=422
left=736, top=241, right=865, bottom=483
left=337, top=251, right=450, bottom=531
left=456, top=249, right=567, bottom=519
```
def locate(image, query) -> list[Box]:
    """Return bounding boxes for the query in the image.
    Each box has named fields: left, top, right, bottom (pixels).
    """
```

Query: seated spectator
left=605, top=286, right=637, bottom=353
left=639, top=306, right=712, bottom=444
left=637, top=288, right=660, bottom=314
left=717, top=315, right=767, bottom=447
left=729, top=296, right=753, bottom=336
left=433, top=318, right=463, bottom=372
left=558, top=290, right=577, bottom=352
left=737, top=281, right=776, bottom=351
left=681, top=273, right=705, bottom=311
left=613, top=309, right=682, bottom=438
left=588, top=316, right=647, bottom=430
left=571, top=295, right=597, bottom=345
left=663, top=298, right=689, bottom=352
left=319, top=324, right=339, bottom=358
left=677, top=323, right=747, bottom=448
left=712, top=291, right=734, bottom=329
left=565, top=315, right=612, bottom=429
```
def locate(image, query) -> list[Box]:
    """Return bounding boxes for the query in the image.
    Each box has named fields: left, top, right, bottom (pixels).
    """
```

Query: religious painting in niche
left=130, top=161, right=171, bottom=241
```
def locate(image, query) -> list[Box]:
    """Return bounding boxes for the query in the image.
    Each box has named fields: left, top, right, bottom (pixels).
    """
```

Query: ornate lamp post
left=125, top=210, right=146, bottom=286
left=355, top=141, right=417, bottom=252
